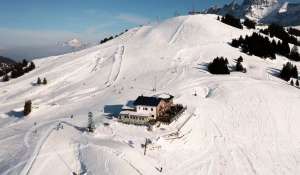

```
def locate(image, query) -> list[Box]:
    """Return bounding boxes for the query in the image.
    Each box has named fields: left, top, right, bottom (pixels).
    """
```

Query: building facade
left=119, top=94, right=174, bottom=125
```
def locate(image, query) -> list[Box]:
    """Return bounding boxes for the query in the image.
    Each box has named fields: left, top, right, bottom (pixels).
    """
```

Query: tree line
left=288, top=28, right=300, bottom=37
left=99, top=29, right=129, bottom=45
left=231, top=32, right=300, bottom=61
left=2, top=59, right=35, bottom=82
left=260, top=24, right=300, bottom=46
left=207, top=56, right=298, bottom=83
left=218, top=14, right=256, bottom=30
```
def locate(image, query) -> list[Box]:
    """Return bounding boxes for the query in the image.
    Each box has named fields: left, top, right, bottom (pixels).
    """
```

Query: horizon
left=0, top=0, right=298, bottom=61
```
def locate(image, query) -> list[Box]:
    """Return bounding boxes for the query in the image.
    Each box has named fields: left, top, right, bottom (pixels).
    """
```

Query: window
left=152, top=115, right=154, bottom=118
left=151, top=108, right=153, bottom=111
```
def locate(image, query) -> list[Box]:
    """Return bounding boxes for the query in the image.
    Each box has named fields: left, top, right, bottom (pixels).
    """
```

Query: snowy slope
left=1, top=14, right=300, bottom=175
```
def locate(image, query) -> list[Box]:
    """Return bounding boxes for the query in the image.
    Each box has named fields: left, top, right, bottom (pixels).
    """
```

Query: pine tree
left=37, top=77, right=41, bottom=85
left=208, top=57, right=230, bottom=74
left=236, top=62, right=244, bottom=72
left=22, top=59, right=28, bottom=67
left=290, top=80, right=294, bottom=86
left=42, top=78, right=47, bottom=85
left=290, top=45, right=300, bottom=61
left=28, top=62, right=35, bottom=71
left=237, top=56, right=243, bottom=63
left=280, top=62, right=298, bottom=81
left=2, top=74, right=9, bottom=82
left=244, top=18, right=256, bottom=29
left=88, top=112, right=95, bottom=132
left=296, top=80, right=299, bottom=87
left=24, top=100, right=32, bottom=116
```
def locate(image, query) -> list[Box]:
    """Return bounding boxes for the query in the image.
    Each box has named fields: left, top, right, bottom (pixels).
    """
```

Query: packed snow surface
left=1, top=14, right=300, bottom=175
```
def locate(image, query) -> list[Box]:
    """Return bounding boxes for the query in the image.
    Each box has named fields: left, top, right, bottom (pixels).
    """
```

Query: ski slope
left=1, top=14, right=300, bottom=175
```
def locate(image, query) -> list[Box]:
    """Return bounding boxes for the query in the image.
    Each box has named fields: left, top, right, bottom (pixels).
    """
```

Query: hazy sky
left=0, top=0, right=298, bottom=60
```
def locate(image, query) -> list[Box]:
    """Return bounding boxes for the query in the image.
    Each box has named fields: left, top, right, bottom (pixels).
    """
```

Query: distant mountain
left=59, top=38, right=91, bottom=50
left=0, top=56, right=15, bottom=64
left=203, top=0, right=300, bottom=26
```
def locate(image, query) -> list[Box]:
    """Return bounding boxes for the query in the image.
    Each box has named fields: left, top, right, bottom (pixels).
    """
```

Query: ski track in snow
left=168, top=18, right=187, bottom=44
left=105, top=45, right=125, bottom=87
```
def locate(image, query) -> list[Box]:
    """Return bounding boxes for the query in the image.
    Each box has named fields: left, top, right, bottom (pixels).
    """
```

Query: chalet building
left=119, top=94, right=174, bottom=125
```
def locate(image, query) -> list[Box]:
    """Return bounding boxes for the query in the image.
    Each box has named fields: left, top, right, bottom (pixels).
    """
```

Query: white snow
left=1, top=14, right=300, bottom=175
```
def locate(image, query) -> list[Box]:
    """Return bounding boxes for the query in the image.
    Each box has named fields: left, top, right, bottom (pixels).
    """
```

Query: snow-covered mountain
left=204, top=0, right=300, bottom=26
left=1, top=14, right=300, bottom=175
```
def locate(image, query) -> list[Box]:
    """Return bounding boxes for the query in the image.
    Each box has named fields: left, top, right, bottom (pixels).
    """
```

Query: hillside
left=1, top=14, right=300, bottom=175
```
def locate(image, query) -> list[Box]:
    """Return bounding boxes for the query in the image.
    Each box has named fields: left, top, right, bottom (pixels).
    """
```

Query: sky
left=0, top=0, right=298, bottom=60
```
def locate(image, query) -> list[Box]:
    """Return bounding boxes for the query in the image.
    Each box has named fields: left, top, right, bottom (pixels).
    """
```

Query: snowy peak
left=242, top=0, right=278, bottom=6
left=203, top=0, right=300, bottom=26
left=62, top=38, right=83, bottom=49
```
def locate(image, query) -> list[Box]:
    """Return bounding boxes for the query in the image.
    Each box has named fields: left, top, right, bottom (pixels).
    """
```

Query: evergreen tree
left=290, top=80, right=294, bottom=86
left=37, top=77, right=41, bottom=85
left=237, top=56, right=243, bottom=63
left=244, top=18, right=256, bottom=29
left=28, top=62, right=35, bottom=71
left=208, top=57, right=230, bottom=74
left=292, top=65, right=298, bottom=78
left=24, top=100, right=32, bottom=116
left=290, top=45, right=300, bottom=61
left=280, top=62, right=298, bottom=81
left=282, top=41, right=290, bottom=57
left=42, top=78, right=47, bottom=85
left=22, top=59, right=28, bottom=67
left=221, top=14, right=243, bottom=29
left=88, top=112, right=96, bottom=132
left=2, top=74, right=9, bottom=82
left=296, top=80, right=300, bottom=87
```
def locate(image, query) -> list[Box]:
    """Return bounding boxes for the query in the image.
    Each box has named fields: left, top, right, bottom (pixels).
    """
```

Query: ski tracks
left=168, top=17, right=188, bottom=45
left=105, top=45, right=125, bottom=87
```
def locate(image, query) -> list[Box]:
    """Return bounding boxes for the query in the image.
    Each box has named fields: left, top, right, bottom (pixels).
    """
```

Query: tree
left=221, top=14, right=243, bottom=29
left=237, top=56, right=243, bottom=63
left=296, top=80, right=299, bottom=87
left=37, top=77, right=41, bottom=85
left=88, top=112, right=96, bottom=132
left=42, top=78, right=47, bottom=85
left=2, top=74, right=9, bottom=82
left=236, top=62, right=245, bottom=72
left=217, top=16, right=220, bottom=21
left=22, top=59, right=28, bottom=67
left=280, top=62, right=298, bottom=81
left=24, top=100, right=32, bottom=116
left=208, top=57, right=230, bottom=74
left=290, top=45, right=300, bottom=61
left=290, top=80, right=294, bottom=86
left=28, top=62, right=35, bottom=71
left=244, top=18, right=256, bottom=29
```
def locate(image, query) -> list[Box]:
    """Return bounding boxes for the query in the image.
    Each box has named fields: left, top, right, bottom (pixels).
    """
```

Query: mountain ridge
left=203, top=0, right=300, bottom=26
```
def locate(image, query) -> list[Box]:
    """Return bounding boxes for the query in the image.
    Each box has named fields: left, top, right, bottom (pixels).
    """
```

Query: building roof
left=133, top=96, right=162, bottom=107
